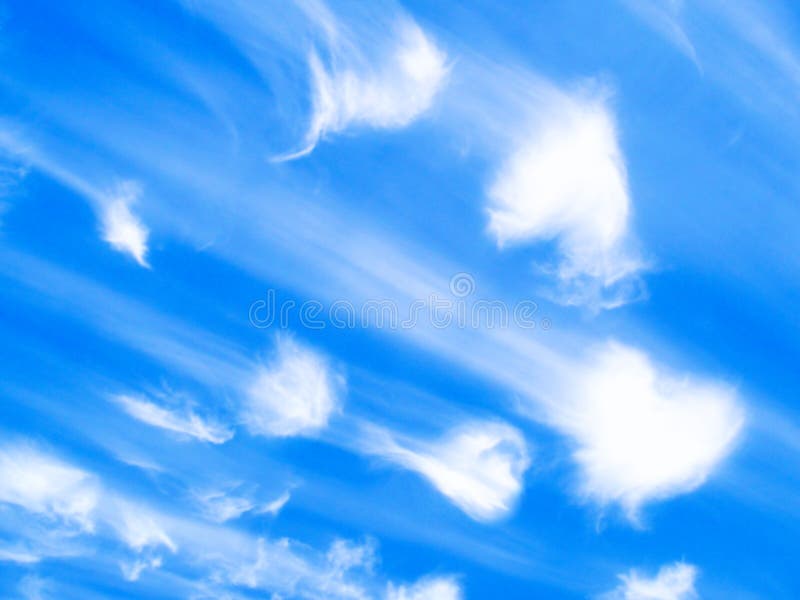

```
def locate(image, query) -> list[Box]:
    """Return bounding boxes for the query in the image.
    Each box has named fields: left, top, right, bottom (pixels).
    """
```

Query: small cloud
left=601, top=561, right=698, bottom=600
left=256, top=491, right=291, bottom=517
left=0, top=443, right=99, bottom=532
left=197, top=490, right=254, bottom=523
left=0, top=547, right=41, bottom=564
left=277, top=19, right=448, bottom=159
left=550, top=342, right=744, bottom=520
left=120, top=555, right=163, bottom=582
left=113, top=393, right=234, bottom=444
left=487, top=95, right=645, bottom=309
left=112, top=501, right=177, bottom=553
left=99, top=181, right=150, bottom=267
left=387, top=576, right=463, bottom=600
left=243, top=337, right=344, bottom=438
left=364, top=421, right=530, bottom=522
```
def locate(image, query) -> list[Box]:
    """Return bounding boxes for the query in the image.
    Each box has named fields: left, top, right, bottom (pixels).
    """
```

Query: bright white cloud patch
left=281, top=20, right=448, bottom=159
left=487, top=98, right=644, bottom=308
left=244, top=338, right=343, bottom=437
left=550, top=342, right=744, bottom=519
left=603, top=561, right=699, bottom=600
left=114, top=393, right=233, bottom=444
left=366, top=421, right=530, bottom=522
left=0, top=444, right=99, bottom=531
left=387, top=576, right=463, bottom=600
left=113, top=501, right=177, bottom=553
left=99, top=181, right=150, bottom=267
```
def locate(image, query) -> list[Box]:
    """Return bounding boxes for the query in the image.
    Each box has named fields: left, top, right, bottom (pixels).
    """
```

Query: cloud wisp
left=113, top=393, right=234, bottom=444
left=285, top=18, right=449, bottom=160
left=601, top=561, right=699, bottom=600
left=362, top=420, right=531, bottom=522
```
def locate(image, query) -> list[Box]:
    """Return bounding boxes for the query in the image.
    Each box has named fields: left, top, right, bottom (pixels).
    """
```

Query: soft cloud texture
left=387, top=576, right=463, bottom=600
left=487, top=96, right=644, bottom=308
left=550, top=342, right=744, bottom=519
left=0, top=444, right=99, bottom=531
left=99, top=181, right=150, bottom=267
left=244, top=337, right=344, bottom=437
left=114, top=393, right=233, bottom=444
left=280, top=18, right=448, bottom=159
left=602, top=561, right=699, bottom=600
left=365, top=421, right=530, bottom=522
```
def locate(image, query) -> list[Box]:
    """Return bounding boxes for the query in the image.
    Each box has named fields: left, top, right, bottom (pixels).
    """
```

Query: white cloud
left=602, top=561, right=698, bottom=600
left=387, top=576, right=462, bottom=600
left=99, top=181, right=150, bottom=267
left=364, top=421, right=530, bottom=522
left=113, top=501, right=177, bottom=553
left=0, top=444, right=99, bottom=532
left=113, top=393, right=233, bottom=444
left=243, top=337, right=344, bottom=437
left=256, top=490, right=291, bottom=516
left=120, top=555, right=163, bottom=582
left=0, top=547, right=41, bottom=564
left=279, top=18, right=448, bottom=159
left=549, top=342, right=744, bottom=520
left=487, top=96, right=645, bottom=308
left=197, top=491, right=254, bottom=523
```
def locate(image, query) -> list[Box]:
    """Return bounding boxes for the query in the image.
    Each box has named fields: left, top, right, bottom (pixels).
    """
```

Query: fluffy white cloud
left=487, top=97, right=644, bottom=308
left=243, top=338, right=344, bottom=437
left=550, top=342, right=744, bottom=519
left=603, top=561, right=698, bottom=600
left=99, top=181, right=150, bottom=267
left=280, top=19, right=448, bottom=159
left=0, top=444, right=99, bottom=531
left=365, top=421, right=530, bottom=522
left=113, top=393, right=233, bottom=444
left=387, top=576, right=462, bottom=600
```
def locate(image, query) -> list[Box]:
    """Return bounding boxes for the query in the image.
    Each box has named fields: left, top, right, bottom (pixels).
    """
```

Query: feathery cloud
left=278, top=17, right=448, bottom=160
left=602, top=561, right=698, bottom=600
left=243, top=337, right=344, bottom=437
left=113, top=393, right=233, bottom=444
left=387, top=576, right=463, bottom=600
left=364, top=421, right=530, bottom=522
left=0, top=444, right=99, bottom=532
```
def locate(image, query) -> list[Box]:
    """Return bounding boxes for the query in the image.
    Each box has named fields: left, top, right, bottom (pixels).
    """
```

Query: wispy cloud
left=601, top=561, right=698, bottom=600
left=387, top=576, right=463, bottom=600
left=0, top=443, right=99, bottom=532
left=548, top=342, right=744, bottom=521
left=113, top=393, right=234, bottom=444
left=243, top=337, right=344, bottom=438
left=362, top=421, right=530, bottom=522
left=283, top=17, right=449, bottom=159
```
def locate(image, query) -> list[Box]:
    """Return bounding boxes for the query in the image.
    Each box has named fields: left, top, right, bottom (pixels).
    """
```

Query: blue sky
left=1, top=0, right=799, bottom=598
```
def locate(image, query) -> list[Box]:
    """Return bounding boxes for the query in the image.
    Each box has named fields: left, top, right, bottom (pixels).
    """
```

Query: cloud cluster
left=364, top=421, right=530, bottom=522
